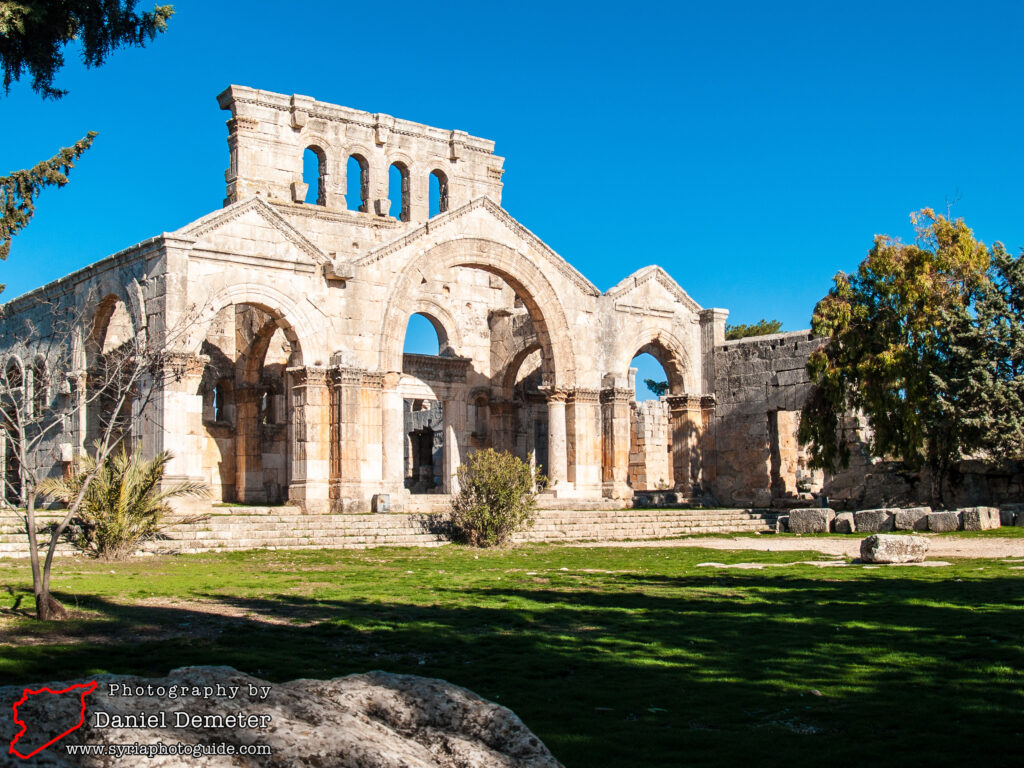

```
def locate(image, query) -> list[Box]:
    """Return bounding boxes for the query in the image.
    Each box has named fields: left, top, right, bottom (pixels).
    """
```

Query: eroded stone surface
left=834, top=511, right=855, bottom=534
left=893, top=506, right=931, bottom=531
left=860, top=534, right=929, bottom=564
left=0, top=667, right=563, bottom=768
left=928, top=511, right=961, bottom=532
left=960, top=507, right=1000, bottom=531
left=853, top=509, right=894, bottom=533
left=788, top=508, right=835, bottom=534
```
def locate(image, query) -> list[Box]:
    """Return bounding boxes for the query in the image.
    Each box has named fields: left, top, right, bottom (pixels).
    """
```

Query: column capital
left=330, top=366, right=367, bottom=387
left=666, top=394, right=703, bottom=411
left=539, top=385, right=571, bottom=403
left=700, top=394, right=717, bottom=410
left=568, top=388, right=601, bottom=404
left=287, top=365, right=331, bottom=387
left=600, top=387, right=633, bottom=404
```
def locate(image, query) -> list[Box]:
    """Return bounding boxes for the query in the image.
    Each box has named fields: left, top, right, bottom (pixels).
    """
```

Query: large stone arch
left=189, top=282, right=325, bottom=365
left=380, top=238, right=577, bottom=386
left=615, top=325, right=698, bottom=394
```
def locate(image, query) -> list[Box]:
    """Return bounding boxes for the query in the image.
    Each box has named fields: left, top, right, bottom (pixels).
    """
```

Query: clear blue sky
left=3, top=1, right=1022, bottom=397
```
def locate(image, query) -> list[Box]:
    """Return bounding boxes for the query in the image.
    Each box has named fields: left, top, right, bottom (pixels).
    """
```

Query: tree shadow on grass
left=1, top=573, right=1022, bottom=768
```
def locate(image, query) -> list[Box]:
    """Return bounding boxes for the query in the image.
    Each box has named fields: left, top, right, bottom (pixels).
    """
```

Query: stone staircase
left=0, top=507, right=780, bottom=558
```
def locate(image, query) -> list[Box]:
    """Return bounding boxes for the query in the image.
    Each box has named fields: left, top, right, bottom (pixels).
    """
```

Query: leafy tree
left=643, top=378, right=669, bottom=397
left=448, top=449, right=545, bottom=547
left=724, top=318, right=783, bottom=340
left=798, top=209, right=993, bottom=502
left=0, top=2, right=173, bottom=270
left=40, top=446, right=208, bottom=561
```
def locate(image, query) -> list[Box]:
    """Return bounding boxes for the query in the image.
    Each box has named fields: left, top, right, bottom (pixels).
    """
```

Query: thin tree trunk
left=26, top=490, right=68, bottom=620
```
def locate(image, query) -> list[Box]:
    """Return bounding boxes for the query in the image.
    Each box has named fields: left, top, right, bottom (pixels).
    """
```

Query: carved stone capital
left=666, top=394, right=702, bottom=411
left=288, top=366, right=330, bottom=388
left=600, top=387, right=634, bottom=404
left=539, top=386, right=570, bottom=403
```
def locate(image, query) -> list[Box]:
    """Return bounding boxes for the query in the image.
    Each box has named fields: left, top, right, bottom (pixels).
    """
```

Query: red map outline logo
left=8, top=680, right=98, bottom=759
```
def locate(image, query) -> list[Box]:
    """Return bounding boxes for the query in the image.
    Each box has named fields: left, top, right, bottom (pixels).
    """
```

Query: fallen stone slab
left=788, top=508, right=835, bottom=534
left=927, top=511, right=961, bottom=532
left=860, top=534, right=929, bottom=564
left=834, top=512, right=856, bottom=534
left=893, top=506, right=931, bottom=531
left=960, top=506, right=1001, bottom=531
left=853, top=508, right=895, bottom=533
left=0, top=666, right=564, bottom=768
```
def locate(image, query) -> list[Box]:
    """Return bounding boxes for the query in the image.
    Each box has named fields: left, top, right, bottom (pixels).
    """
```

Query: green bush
left=39, top=446, right=208, bottom=560
left=448, top=448, right=544, bottom=547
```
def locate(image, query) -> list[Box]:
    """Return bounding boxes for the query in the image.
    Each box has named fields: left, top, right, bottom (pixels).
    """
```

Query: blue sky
left=3, top=1, right=1022, bottom=397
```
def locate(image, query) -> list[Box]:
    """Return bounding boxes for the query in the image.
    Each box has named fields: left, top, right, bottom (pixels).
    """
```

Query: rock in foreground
left=860, top=534, right=929, bottom=564
left=0, top=666, right=564, bottom=768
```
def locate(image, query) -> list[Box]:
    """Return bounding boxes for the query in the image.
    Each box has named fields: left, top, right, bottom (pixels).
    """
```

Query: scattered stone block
left=788, top=508, right=835, bottom=534
left=894, top=506, right=931, bottom=531
left=853, top=508, right=894, bottom=533
left=927, top=511, right=961, bottom=532
left=960, top=506, right=1000, bottom=531
left=775, top=515, right=790, bottom=533
left=860, top=534, right=929, bottom=564
left=834, top=511, right=855, bottom=533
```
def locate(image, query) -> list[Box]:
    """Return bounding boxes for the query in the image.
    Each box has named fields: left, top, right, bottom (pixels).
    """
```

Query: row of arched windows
left=301, top=147, right=449, bottom=221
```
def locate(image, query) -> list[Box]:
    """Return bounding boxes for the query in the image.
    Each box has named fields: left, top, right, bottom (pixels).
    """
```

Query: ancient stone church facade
left=0, top=86, right=828, bottom=514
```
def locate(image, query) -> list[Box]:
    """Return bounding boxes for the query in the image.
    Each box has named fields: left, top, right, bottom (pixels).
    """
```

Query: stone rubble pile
left=776, top=505, right=1018, bottom=534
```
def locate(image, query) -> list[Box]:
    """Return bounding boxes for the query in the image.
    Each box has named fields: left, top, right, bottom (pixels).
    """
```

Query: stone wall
left=628, top=399, right=673, bottom=490
left=710, top=331, right=823, bottom=507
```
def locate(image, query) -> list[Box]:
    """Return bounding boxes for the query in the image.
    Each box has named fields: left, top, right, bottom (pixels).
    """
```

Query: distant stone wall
left=628, top=399, right=673, bottom=490
left=710, top=331, right=824, bottom=507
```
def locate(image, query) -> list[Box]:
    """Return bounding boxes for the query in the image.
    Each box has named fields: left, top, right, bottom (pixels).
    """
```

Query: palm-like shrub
left=448, top=448, right=544, bottom=547
left=39, top=447, right=208, bottom=560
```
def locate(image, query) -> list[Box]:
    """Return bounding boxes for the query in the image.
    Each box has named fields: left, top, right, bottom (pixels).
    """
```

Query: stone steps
left=0, top=507, right=778, bottom=559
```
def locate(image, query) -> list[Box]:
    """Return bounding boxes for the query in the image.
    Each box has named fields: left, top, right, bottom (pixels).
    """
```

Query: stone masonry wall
left=628, top=399, right=673, bottom=490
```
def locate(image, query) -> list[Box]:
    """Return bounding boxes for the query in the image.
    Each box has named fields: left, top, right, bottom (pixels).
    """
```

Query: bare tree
left=0, top=289, right=199, bottom=620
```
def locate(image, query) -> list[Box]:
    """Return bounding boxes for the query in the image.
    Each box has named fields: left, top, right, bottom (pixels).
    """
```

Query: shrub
left=448, top=448, right=544, bottom=547
left=39, top=446, right=208, bottom=560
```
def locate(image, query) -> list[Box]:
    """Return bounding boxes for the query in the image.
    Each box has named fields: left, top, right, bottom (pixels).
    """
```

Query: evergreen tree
left=725, top=318, right=783, bottom=340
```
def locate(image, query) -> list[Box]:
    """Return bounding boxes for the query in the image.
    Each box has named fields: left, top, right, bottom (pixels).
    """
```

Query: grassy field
left=1, top=544, right=1022, bottom=767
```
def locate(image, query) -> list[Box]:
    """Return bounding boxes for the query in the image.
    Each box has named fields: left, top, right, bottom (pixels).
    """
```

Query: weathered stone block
left=834, top=511, right=855, bottom=533
left=775, top=515, right=789, bottom=533
left=960, top=506, right=1000, bottom=531
left=893, top=506, right=931, bottom=531
left=853, top=508, right=894, bottom=533
left=860, top=534, right=929, bottom=564
left=788, top=508, right=835, bottom=534
left=927, top=511, right=961, bottom=532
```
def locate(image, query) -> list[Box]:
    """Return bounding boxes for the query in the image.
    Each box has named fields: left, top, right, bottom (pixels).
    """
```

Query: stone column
left=700, top=395, right=717, bottom=493
left=600, top=384, right=633, bottom=500
left=699, top=308, right=729, bottom=394
left=330, top=368, right=363, bottom=510
left=442, top=397, right=464, bottom=494
left=542, top=388, right=569, bottom=493
left=287, top=366, right=330, bottom=513
left=381, top=372, right=404, bottom=494
left=234, top=385, right=265, bottom=504
left=667, top=394, right=703, bottom=497
left=567, top=388, right=601, bottom=498
left=155, top=353, right=208, bottom=507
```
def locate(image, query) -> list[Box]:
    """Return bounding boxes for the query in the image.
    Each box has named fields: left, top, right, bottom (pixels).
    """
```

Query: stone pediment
left=357, top=197, right=600, bottom=297
left=176, top=196, right=331, bottom=267
left=605, top=266, right=702, bottom=315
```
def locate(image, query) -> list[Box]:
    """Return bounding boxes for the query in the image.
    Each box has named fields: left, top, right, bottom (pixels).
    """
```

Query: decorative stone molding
left=400, top=354, right=471, bottom=383
left=539, top=386, right=571, bottom=403
left=569, top=388, right=601, bottom=403
left=288, top=366, right=330, bottom=387
left=600, top=387, right=633, bottom=404
left=666, top=394, right=703, bottom=411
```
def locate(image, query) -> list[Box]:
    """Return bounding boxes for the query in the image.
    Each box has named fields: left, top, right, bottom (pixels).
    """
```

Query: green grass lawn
left=1, top=545, right=1022, bottom=767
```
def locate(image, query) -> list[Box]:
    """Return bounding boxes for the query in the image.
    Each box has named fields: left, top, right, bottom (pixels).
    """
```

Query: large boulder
left=788, top=508, right=835, bottom=534
left=960, top=506, right=1001, bottom=531
left=928, top=511, right=962, bottom=532
left=853, top=508, right=895, bottom=533
left=860, top=534, right=929, bottom=564
left=0, top=666, right=564, bottom=768
left=893, top=506, right=931, bottom=531
left=834, top=511, right=856, bottom=534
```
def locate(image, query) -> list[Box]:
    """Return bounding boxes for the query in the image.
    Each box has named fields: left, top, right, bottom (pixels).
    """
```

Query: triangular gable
left=605, top=266, right=702, bottom=314
left=177, top=196, right=331, bottom=266
left=357, top=197, right=601, bottom=297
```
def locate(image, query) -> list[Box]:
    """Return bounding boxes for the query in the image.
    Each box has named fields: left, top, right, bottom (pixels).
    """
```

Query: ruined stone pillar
left=330, top=368, right=363, bottom=509
left=442, top=397, right=464, bottom=494
left=567, top=389, right=601, bottom=498
left=543, top=388, right=569, bottom=492
left=600, top=385, right=633, bottom=500
left=155, top=353, right=208, bottom=505
left=234, top=385, right=265, bottom=504
left=287, top=366, right=330, bottom=513
left=667, top=394, right=703, bottom=497
left=381, top=372, right=404, bottom=493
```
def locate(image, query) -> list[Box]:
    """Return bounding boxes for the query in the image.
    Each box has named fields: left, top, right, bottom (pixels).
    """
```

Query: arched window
left=302, top=146, right=327, bottom=205
left=259, top=386, right=275, bottom=425
left=388, top=162, right=410, bottom=221
left=346, top=154, right=369, bottom=212
left=31, top=358, right=46, bottom=416
left=403, top=313, right=448, bottom=356
left=429, top=169, right=449, bottom=216
left=630, top=352, right=671, bottom=402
